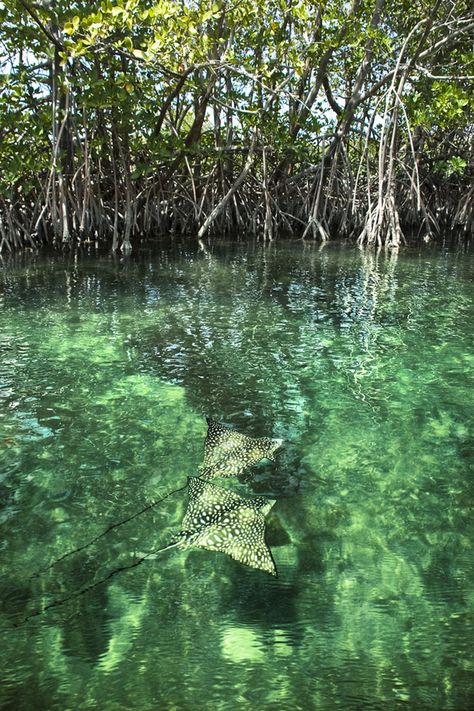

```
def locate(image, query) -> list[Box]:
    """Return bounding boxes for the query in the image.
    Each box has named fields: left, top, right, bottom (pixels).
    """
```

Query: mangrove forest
left=0, top=0, right=473, bottom=251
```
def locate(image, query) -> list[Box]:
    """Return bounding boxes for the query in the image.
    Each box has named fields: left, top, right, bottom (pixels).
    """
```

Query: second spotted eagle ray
left=201, top=417, right=283, bottom=479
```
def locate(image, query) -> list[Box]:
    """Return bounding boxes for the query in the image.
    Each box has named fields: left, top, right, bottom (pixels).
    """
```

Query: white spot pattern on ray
left=201, top=417, right=283, bottom=479
left=173, top=476, right=277, bottom=576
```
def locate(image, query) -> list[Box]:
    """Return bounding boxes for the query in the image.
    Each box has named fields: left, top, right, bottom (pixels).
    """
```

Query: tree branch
left=17, top=0, right=64, bottom=51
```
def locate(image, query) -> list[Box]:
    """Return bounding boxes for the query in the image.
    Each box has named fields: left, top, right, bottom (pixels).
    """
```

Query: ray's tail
left=9, top=542, right=180, bottom=631
left=28, top=484, right=188, bottom=580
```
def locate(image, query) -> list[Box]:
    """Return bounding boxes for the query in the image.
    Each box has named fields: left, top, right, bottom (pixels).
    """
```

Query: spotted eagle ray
left=168, top=476, right=277, bottom=576
left=11, top=418, right=283, bottom=627
left=201, top=417, right=283, bottom=479
left=31, top=417, right=283, bottom=580
left=12, top=476, right=278, bottom=627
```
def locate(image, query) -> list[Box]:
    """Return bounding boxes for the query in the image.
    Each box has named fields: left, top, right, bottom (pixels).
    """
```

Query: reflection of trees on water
left=129, top=244, right=406, bottom=429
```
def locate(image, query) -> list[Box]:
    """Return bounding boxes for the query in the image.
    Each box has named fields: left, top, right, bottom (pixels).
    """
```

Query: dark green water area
left=1, top=241, right=473, bottom=711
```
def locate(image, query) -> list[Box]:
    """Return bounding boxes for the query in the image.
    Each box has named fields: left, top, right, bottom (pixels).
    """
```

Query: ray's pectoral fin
left=205, top=416, right=229, bottom=438
left=262, top=437, right=284, bottom=462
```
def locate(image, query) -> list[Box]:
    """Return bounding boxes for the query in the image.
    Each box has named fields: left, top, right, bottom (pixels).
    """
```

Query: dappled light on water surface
left=0, top=242, right=473, bottom=711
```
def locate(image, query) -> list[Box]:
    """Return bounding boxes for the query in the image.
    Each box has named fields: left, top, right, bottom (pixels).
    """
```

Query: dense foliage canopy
left=0, top=0, right=472, bottom=250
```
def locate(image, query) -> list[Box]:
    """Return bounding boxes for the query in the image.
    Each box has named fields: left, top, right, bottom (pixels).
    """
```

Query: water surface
left=1, top=241, right=473, bottom=710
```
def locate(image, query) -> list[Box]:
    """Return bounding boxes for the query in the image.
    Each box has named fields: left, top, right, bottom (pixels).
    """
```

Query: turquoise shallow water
left=0, top=241, right=473, bottom=711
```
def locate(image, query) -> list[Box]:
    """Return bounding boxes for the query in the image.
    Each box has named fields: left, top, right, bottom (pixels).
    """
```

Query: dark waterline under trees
left=0, top=0, right=472, bottom=253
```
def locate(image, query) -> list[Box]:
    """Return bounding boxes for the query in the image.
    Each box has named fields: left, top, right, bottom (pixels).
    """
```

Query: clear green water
left=1, top=242, right=473, bottom=711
